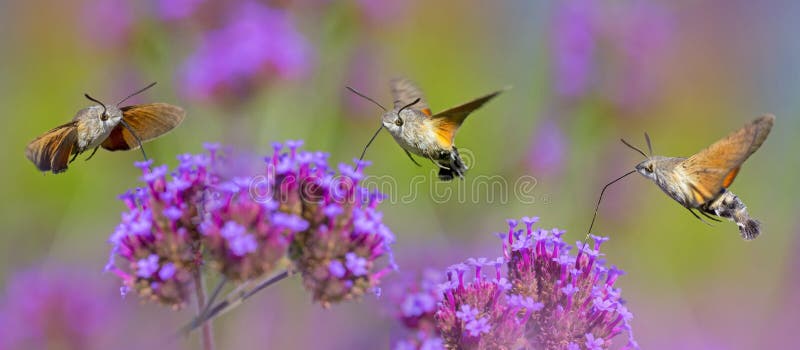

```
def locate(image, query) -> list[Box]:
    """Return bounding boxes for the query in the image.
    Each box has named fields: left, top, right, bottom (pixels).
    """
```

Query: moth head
left=84, top=94, right=123, bottom=126
left=635, top=159, right=658, bottom=180
left=382, top=97, right=420, bottom=133
left=381, top=110, right=405, bottom=133
left=622, top=133, right=658, bottom=180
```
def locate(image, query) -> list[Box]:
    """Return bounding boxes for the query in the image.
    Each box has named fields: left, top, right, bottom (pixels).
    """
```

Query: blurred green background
left=1, top=0, right=799, bottom=349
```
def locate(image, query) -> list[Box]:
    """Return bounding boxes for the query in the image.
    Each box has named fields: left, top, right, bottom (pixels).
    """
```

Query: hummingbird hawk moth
left=349, top=78, right=508, bottom=181
left=25, top=82, right=186, bottom=174
left=588, top=115, right=774, bottom=240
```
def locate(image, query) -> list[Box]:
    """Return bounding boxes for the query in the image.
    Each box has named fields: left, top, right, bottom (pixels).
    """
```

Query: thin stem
left=182, top=270, right=291, bottom=335
left=193, top=269, right=215, bottom=350
left=200, top=276, right=228, bottom=319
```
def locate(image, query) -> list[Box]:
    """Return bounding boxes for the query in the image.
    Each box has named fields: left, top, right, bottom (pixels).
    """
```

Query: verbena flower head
left=0, top=267, right=112, bottom=350
left=179, top=1, right=313, bottom=101
left=105, top=147, right=218, bottom=308
left=200, top=175, right=308, bottom=282
left=434, top=217, right=637, bottom=349
left=268, top=142, right=396, bottom=307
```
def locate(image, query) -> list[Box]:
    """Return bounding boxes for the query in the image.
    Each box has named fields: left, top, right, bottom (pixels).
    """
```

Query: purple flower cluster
left=200, top=175, right=308, bottom=282
left=106, top=141, right=395, bottom=309
left=392, top=270, right=444, bottom=350
left=106, top=148, right=218, bottom=308
left=436, top=258, right=528, bottom=349
left=504, top=218, right=636, bottom=349
left=269, top=141, right=397, bottom=306
left=179, top=1, right=313, bottom=101
left=433, top=217, right=637, bottom=349
left=0, top=267, right=112, bottom=350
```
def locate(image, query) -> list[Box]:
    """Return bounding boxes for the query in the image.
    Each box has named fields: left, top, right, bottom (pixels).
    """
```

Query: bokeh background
left=1, top=0, right=799, bottom=349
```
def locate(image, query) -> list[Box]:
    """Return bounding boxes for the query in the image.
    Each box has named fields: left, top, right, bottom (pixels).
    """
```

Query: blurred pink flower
left=156, top=0, right=205, bottom=20
left=550, top=0, right=675, bottom=110
left=0, top=266, right=117, bottom=350
left=179, top=1, right=313, bottom=102
left=527, top=118, right=568, bottom=177
left=80, top=0, right=135, bottom=47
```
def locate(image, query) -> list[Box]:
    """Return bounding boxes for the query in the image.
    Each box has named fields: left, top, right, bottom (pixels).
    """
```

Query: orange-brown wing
left=102, top=103, right=185, bottom=151
left=680, top=114, right=774, bottom=203
left=391, top=78, right=432, bottom=116
left=428, top=88, right=507, bottom=146
left=25, top=122, right=78, bottom=173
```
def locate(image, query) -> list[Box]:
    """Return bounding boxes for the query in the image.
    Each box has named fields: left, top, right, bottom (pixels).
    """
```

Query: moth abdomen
left=705, top=190, right=760, bottom=240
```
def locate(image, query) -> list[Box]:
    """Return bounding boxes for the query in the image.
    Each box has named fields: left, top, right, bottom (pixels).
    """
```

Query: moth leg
left=403, top=150, right=423, bottom=167
left=69, top=152, right=79, bottom=164
left=699, top=210, right=722, bottom=222
left=687, top=208, right=714, bottom=226
left=85, top=147, right=100, bottom=161
left=427, top=157, right=450, bottom=170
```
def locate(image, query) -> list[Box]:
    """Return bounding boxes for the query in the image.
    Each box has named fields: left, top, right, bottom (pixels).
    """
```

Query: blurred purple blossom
left=356, top=0, right=409, bottom=23
left=342, top=44, right=388, bottom=119
left=80, top=0, right=135, bottom=47
left=179, top=1, right=313, bottom=101
left=551, top=0, right=596, bottom=98
left=156, top=0, right=205, bottom=20
left=550, top=0, right=674, bottom=109
left=527, top=118, right=568, bottom=177
left=0, top=267, right=114, bottom=350
left=391, top=269, right=444, bottom=350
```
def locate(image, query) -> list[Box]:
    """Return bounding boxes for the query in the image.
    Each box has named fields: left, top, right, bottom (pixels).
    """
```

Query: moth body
left=74, top=105, right=123, bottom=152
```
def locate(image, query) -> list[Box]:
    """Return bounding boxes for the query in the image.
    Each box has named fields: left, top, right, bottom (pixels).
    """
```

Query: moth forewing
left=25, top=123, right=78, bottom=173
left=102, top=103, right=186, bottom=151
left=679, top=114, right=775, bottom=202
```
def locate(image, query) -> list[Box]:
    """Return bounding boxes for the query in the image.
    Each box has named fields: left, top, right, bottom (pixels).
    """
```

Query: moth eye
left=395, top=118, right=403, bottom=127
left=646, top=165, right=654, bottom=173
left=101, top=113, right=109, bottom=121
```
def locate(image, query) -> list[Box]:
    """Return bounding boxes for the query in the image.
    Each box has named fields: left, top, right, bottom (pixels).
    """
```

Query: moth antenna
left=585, top=170, right=637, bottom=242
left=359, top=124, right=383, bottom=162
left=117, top=82, right=157, bottom=106
left=119, top=119, right=148, bottom=161
left=346, top=86, right=387, bottom=112
left=398, top=98, right=421, bottom=115
left=84, top=93, right=107, bottom=117
left=620, top=138, right=648, bottom=158
left=644, top=132, right=653, bottom=156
